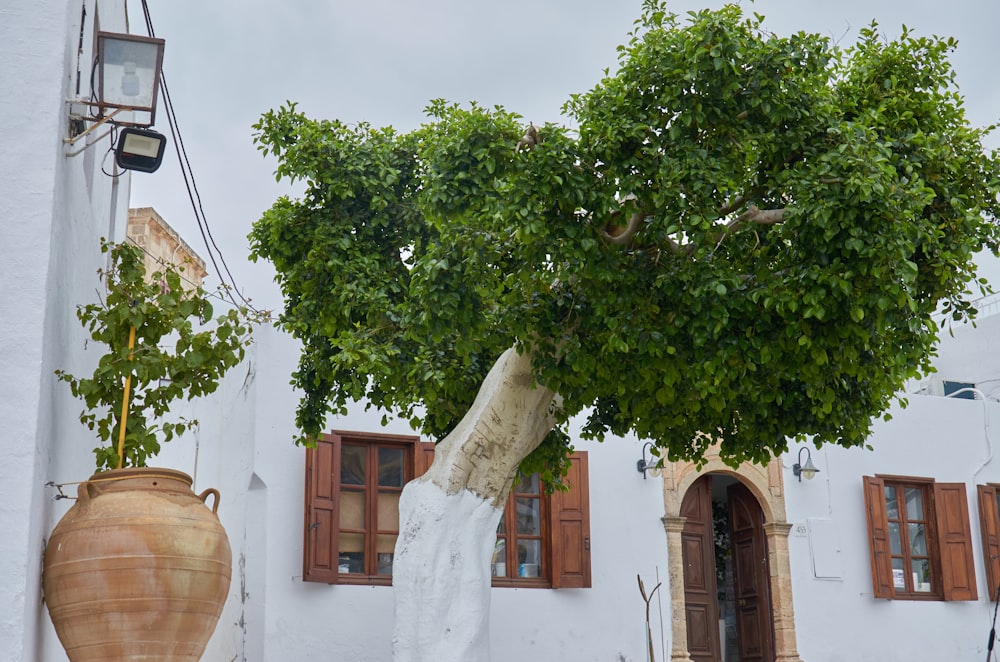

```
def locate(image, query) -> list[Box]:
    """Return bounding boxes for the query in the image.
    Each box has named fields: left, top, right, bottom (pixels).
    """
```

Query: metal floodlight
left=115, top=128, right=167, bottom=173
left=96, top=31, right=165, bottom=127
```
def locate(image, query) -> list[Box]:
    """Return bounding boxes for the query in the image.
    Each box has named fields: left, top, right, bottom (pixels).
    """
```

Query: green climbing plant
left=57, top=240, right=256, bottom=471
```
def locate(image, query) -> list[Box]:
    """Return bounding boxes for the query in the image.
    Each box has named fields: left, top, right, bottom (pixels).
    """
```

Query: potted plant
left=43, top=240, right=255, bottom=662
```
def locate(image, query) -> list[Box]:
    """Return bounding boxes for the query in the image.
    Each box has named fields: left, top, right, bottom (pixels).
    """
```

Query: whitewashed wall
left=784, top=313, right=1000, bottom=662
left=0, top=1, right=132, bottom=660
left=248, top=324, right=672, bottom=662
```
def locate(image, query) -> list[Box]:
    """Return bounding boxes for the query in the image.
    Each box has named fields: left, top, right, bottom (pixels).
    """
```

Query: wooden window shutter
left=862, top=475, right=894, bottom=598
left=978, top=485, right=1000, bottom=601
left=934, top=482, right=978, bottom=601
left=413, top=441, right=437, bottom=478
left=550, top=451, right=591, bottom=588
left=304, top=436, right=338, bottom=583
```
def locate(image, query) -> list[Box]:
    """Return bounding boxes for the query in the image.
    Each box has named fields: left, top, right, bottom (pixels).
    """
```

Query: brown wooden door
left=728, top=482, right=775, bottom=662
left=681, top=475, right=721, bottom=662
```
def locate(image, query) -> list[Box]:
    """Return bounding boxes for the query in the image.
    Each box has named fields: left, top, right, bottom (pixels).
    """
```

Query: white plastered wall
left=0, top=1, right=132, bottom=659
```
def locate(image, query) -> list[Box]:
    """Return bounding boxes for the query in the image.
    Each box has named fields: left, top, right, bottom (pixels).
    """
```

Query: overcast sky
left=129, top=0, right=1000, bottom=311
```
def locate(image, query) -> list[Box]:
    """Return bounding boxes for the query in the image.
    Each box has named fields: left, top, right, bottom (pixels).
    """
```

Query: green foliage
left=57, top=241, right=255, bottom=470
left=250, top=2, right=1000, bottom=470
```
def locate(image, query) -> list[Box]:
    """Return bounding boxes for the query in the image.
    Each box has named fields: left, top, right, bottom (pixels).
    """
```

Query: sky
left=129, top=0, right=1000, bottom=313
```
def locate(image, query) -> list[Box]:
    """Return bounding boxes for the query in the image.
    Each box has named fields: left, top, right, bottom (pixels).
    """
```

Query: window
left=977, top=484, right=1000, bottom=601
left=303, top=430, right=434, bottom=585
left=304, top=431, right=591, bottom=588
left=863, top=475, right=977, bottom=601
left=491, top=452, right=592, bottom=588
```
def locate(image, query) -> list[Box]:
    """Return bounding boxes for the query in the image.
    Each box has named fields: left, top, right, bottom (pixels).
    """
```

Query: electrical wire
left=987, top=583, right=999, bottom=662
left=137, top=0, right=264, bottom=317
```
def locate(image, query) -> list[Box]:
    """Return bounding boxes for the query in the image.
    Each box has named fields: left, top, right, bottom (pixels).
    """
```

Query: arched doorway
left=680, top=474, right=775, bottom=662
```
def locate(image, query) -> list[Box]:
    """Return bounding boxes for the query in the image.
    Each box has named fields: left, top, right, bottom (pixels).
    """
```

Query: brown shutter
left=934, top=482, right=978, bottom=601
left=978, top=485, right=1000, bottom=601
left=863, top=475, right=894, bottom=598
left=413, top=441, right=437, bottom=478
left=304, top=435, right=339, bottom=583
left=550, top=451, right=591, bottom=588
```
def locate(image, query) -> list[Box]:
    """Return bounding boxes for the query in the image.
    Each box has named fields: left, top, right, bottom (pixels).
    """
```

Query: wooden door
left=728, top=482, right=775, bottom=662
left=681, top=475, right=721, bottom=662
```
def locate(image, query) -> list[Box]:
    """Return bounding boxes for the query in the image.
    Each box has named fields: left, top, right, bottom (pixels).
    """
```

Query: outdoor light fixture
left=637, top=442, right=662, bottom=479
left=792, top=447, right=820, bottom=482
left=114, top=127, right=167, bottom=173
left=95, top=31, right=165, bottom=127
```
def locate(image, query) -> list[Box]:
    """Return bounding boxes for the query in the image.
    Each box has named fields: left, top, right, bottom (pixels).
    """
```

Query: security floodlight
left=115, top=128, right=167, bottom=173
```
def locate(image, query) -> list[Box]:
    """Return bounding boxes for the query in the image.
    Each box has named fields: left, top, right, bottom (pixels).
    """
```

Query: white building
left=6, top=2, right=1000, bottom=661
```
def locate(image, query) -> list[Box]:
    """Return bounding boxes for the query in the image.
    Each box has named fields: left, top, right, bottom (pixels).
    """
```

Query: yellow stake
left=115, top=325, right=137, bottom=470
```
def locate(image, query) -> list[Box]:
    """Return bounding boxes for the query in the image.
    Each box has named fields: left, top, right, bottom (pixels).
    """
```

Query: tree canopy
left=249, top=2, right=1000, bottom=471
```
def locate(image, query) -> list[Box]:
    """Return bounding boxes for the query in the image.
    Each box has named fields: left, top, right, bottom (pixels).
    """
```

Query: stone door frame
left=660, top=447, right=803, bottom=662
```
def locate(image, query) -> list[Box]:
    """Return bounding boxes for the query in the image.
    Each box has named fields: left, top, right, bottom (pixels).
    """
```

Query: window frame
left=303, top=430, right=430, bottom=585
left=863, top=474, right=977, bottom=601
left=492, top=452, right=592, bottom=589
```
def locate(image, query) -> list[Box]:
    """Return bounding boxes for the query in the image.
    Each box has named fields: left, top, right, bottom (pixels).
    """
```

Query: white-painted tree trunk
left=392, top=347, right=557, bottom=662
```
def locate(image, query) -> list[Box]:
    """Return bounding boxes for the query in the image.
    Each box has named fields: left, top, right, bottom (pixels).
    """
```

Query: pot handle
left=198, top=488, right=221, bottom=514
left=76, top=481, right=91, bottom=503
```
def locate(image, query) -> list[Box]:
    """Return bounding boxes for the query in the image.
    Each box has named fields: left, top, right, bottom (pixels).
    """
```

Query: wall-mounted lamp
left=115, top=127, right=167, bottom=173
left=792, top=447, right=820, bottom=482
left=637, top=442, right=662, bottom=479
left=95, top=31, right=165, bottom=127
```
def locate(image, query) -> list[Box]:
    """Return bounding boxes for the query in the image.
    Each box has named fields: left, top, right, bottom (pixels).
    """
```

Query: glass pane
left=339, top=533, right=364, bottom=574
left=517, top=540, right=542, bottom=577
left=341, top=445, right=366, bottom=485
left=340, top=491, right=365, bottom=530
left=497, top=516, right=506, bottom=535
left=377, top=535, right=396, bottom=575
left=492, top=539, right=507, bottom=577
left=516, top=497, right=541, bottom=535
left=378, top=447, right=405, bottom=487
left=905, top=487, right=924, bottom=520
left=378, top=492, right=400, bottom=530
left=888, top=522, right=902, bottom=556
left=891, top=557, right=906, bottom=590
left=912, top=558, right=932, bottom=592
left=908, top=523, right=927, bottom=556
left=516, top=473, right=540, bottom=495
left=884, top=486, right=899, bottom=520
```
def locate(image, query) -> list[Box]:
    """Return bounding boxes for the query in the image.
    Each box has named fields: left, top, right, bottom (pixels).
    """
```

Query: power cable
left=137, top=0, right=264, bottom=317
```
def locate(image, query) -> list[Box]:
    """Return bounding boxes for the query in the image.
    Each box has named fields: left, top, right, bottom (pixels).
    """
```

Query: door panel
left=681, top=475, right=721, bottom=662
left=728, top=482, right=775, bottom=662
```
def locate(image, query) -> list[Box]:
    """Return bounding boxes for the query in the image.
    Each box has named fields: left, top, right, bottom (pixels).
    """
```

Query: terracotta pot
left=43, top=467, right=232, bottom=661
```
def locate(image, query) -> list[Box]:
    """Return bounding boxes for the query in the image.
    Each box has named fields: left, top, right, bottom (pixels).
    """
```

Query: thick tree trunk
left=391, top=347, right=557, bottom=662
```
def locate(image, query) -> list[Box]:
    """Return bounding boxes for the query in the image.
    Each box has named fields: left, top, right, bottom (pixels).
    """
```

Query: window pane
left=884, top=486, right=899, bottom=520
left=905, top=487, right=924, bottom=520
left=378, top=447, right=405, bottom=487
left=377, top=535, right=396, bottom=575
left=492, top=540, right=507, bottom=577
left=341, top=445, right=366, bottom=485
left=516, top=497, right=541, bottom=535
left=517, top=540, right=542, bottom=577
left=888, top=522, right=902, bottom=556
left=339, top=534, right=365, bottom=574
left=516, top=473, right=540, bottom=494
left=908, top=523, right=927, bottom=556
left=377, top=492, right=400, bottom=531
left=891, top=557, right=906, bottom=590
left=340, top=491, right=365, bottom=530
left=497, top=516, right=506, bottom=535
left=912, top=558, right=932, bottom=592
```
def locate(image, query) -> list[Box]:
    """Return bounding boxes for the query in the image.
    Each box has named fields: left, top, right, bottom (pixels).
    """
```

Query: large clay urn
left=43, top=467, right=232, bottom=661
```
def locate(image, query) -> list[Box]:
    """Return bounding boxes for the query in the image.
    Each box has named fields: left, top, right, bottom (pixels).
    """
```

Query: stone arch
left=660, top=444, right=802, bottom=662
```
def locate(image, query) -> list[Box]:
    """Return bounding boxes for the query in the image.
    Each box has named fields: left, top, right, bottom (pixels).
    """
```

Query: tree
left=250, top=3, right=999, bottom=660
